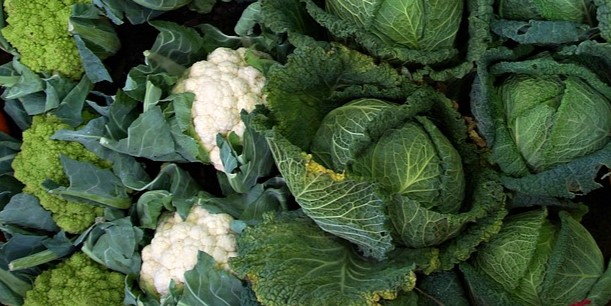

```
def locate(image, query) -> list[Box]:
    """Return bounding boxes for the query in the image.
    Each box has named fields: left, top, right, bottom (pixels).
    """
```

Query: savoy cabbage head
left=325, top=0, right=464, bottom=51
left=461, top=207, right=611, bottom=306
left=254, top=0, right=493, bottom=81
left=230, top=35, right=507, bottom=305
left=471, top=44, right=611, bottom=199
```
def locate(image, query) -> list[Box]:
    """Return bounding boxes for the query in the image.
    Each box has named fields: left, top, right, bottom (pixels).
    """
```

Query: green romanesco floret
left=1, top=0, right=90, bottom=79
left=23, top=252, right=124, bottom=306
left=12, top=114, right=106, bottom=233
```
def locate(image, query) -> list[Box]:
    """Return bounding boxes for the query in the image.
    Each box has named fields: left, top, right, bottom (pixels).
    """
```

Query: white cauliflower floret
left=173, top=47, right=268, bottom=171
left=139, top=205, right=238, bottom=297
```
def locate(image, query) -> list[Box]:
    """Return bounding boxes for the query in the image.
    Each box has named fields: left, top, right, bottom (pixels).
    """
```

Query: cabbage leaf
left=231, top=211, right=435, bottom=306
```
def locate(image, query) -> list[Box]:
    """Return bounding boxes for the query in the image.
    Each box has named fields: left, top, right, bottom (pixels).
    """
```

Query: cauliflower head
left=173, top=47, right=268, bottom=171
left=140, top=205, right=238, bottom=297
left=23, top=252, right=124, bottom=306
left=12, top=114, right=106, bottom=233
left=1, top=0, right=89, bottom=79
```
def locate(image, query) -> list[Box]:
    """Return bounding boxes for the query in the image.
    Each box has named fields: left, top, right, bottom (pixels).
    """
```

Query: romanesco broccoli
left=1, top=0, right=89, bottom=79
left=23, top=252, right=124, bottom=306
left=12, top=114, right=106, bottom=233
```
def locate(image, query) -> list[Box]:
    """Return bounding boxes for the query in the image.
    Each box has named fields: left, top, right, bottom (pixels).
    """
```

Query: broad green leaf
left=0, top=59, right=44, bottom=100
left=73, top=35, right=112, bottom=83
left=81, top=217, right=143, bottom=275
left=70, top=3, right=121, bottom=57
left=473, top=209, right=549, bottom=293
left=135, top=190, right=173, bottom=229
left=540, top=211, right=605, bottom=304
left=9, top=231, right=75, bottom=271
left=92, top=0, right=163, bottom=24
left=231, top=211, right=420, bottom=306
left=50, top=116, right=153, bottom=190
left=105, top=90, right=140, bottom=140
left=99, top=106, right=183, bottom=161
left=131, top=0, right=192, bottom=11
left=491, top=20, right=590, bottom=44
left=0, top=175, right=23, bottom=207
left=124, top=21, right=204, bottom=100
left=47, top=155, right=131, bottom=209
left=53, top=76, right=94, bottom=127
left=0, top=268, right=30, bottom=306
left=587, top=260, right=611, bottom=305
left=218, top=110, right=275, bottom=194
left=266, top=130, right=393, bottom=260
left=178, top=251, right=244, bottom=306
left=0, top=193, right=59, bottom=232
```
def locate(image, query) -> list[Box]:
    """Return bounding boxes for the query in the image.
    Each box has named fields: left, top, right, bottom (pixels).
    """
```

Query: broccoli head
left=12, top=114, right=107, bottom=233
left=1, top=0, right=89, bottom=79
left=23, top=252, right=125, bottom=306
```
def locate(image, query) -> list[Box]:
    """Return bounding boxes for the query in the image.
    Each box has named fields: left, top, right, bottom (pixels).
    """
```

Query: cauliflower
left=139, top=205, right=238, bottom=297
left=11, top=114, right=107, bottom=233
left=1, top=0, right=89, bottom=79
left=172, top=47, right=268, bottom=171
left=23, top=252, right=124, bottom=306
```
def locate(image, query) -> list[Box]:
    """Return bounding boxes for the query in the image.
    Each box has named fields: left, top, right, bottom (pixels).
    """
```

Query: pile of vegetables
left=0, top=0, right=609, bottom=305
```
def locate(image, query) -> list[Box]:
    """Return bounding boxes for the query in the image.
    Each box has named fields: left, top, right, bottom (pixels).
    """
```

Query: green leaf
left=105, top=90, right=141, bottom=140
left=540, top=211, right=606, bottom=304
left=124, top=21, right=204, bottom=100
left=218, top=110, right=275, bottom=193
left=501, top=143, right=611, bottom=198
left=100, top=106, right=182, bottom=161
left=231, top=211, right=419, bottom=306
left=81, top=218, right=143, bottom=275
left=490, top=20, right=591, bottom=44
left=73, top=35, right=113, bottom=83
left=92, top=0, right=163, bottom=25
left=135, top=190, right=173, bottom=229
left=188, top=0, right=217, bottom=14
left=0, top=133, right=20, bottom=176
left=130, top=0, right=192, bottom=11
left=70, top=3, right=121, bottom=57
left=53, top=76, right=94, bottom=127
left=178, top=251, right=244, bottom=306
left=0, top=175, right=23, bottom=207
left=587, top=259, right=611, bottom=305
left=265, top=131, right=393, bottom=260
left=416, top=270, right=471, bottom=305
left=0, top=193, right=59, bottom=232
left=46, top=155, right=131, bottom=209
left=0, top=268, right=31, bottom=305
left=0, top=59, right=44, bottom=100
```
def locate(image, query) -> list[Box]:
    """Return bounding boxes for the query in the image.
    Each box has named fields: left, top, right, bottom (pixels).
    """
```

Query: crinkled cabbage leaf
left=230, top=211, right=437, bottom=306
